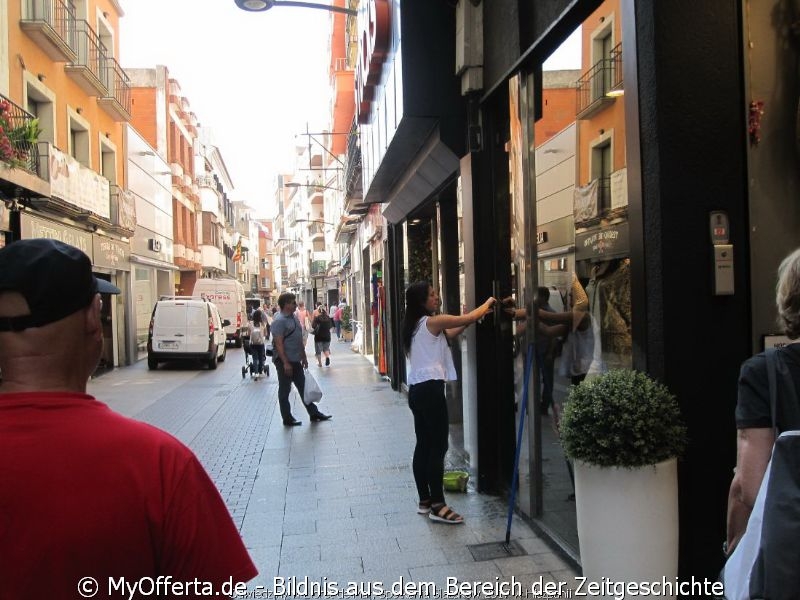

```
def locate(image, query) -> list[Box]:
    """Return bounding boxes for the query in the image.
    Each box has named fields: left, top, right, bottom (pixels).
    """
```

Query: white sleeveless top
left=407, top=316, right=457, bottom=385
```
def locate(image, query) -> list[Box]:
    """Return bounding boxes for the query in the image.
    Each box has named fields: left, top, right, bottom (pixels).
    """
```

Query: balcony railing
left=65, top=20, right=107, bottom=96
left=575, top=43, right=623, bottom=119
left=0, top=94, right=42, bottom=175
left=20, top=0, right=78, bottom=62
left=344, top=117, right=363, bottom=201
left=98, top=57, right=131, bottom=121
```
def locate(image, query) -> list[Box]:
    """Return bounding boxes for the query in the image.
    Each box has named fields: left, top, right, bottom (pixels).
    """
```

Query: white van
left=192, top=278, right=249, bottom=346
left=147, top=297, right=229, bottom=370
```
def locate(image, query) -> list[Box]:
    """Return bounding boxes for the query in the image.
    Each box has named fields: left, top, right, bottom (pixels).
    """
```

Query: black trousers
left=275, top=359, right=322, bottom=421
left=408, top=379, right=449, bottom=504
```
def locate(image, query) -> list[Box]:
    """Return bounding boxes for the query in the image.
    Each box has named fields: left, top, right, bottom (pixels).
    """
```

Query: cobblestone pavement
left=88, top=338, right=578, bottom=597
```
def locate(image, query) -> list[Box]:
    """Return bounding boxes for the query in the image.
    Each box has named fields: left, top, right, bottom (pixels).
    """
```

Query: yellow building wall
left=6, top=0, right=127, bottom=187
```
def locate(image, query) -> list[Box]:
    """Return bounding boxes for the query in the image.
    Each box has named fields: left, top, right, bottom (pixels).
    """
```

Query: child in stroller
left=242, top=308, right=270, bottom=379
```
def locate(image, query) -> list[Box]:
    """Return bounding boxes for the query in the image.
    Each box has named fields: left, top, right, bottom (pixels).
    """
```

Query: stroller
left=242, top=323, right=270, bottom=380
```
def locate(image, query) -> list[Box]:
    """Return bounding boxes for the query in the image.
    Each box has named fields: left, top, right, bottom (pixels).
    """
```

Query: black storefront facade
left=355, top=0, right=797, bottom=580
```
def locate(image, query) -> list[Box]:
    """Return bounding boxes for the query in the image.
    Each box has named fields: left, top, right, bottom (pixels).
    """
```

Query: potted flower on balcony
left=0, top=99, right=41, bottom=169
left=560, top=369, right=688, bottom=586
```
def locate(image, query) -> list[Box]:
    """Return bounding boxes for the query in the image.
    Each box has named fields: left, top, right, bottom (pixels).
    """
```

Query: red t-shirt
left=0, top=392, right=257, bottom=599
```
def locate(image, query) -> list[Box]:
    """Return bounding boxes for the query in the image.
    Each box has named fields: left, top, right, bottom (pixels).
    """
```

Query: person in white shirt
left=401, top=281, right=495, bottom=524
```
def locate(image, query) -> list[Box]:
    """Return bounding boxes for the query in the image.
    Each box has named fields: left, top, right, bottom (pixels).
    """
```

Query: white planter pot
left=575, top=457, right=679, bottom=598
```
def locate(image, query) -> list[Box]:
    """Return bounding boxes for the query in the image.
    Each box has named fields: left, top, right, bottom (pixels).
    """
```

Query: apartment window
left=24, top=76, right=56, bottom=146
left=100, top=138, right=117, bottom=185
left=591, top=136, right=613, bottom=211
left=68, top=109, right=91, bottom=167
left=590, top=15, right=615, bottom=98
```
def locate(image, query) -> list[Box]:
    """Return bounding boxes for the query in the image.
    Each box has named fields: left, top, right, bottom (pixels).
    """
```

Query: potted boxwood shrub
left=560, top=369, right=688, bottom=586
left=340, top=305, right=353, bottom=342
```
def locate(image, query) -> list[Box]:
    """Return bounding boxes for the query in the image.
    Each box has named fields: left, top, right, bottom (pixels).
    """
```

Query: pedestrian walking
left=0, top=239, right=257, bottom=599
left=271, top=292, right=332, bottom=426
left=249, top=308, right=268, bottom=378
left=311, top=306, right=333, bottom=367
left=401, top=281, right=495, bottom=524
left=296, top=300, right=311, bottom=347
left=333, top=304, right=343, bottom=339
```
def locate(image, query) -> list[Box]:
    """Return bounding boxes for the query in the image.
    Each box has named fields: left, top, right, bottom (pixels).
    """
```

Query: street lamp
left=294, top=218, right=336, bottom=228
left=234, top=0, right=357, bottom=16
left=284, top=182, right=341, bottom=192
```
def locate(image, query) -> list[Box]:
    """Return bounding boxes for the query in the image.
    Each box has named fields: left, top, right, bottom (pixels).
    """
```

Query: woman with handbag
left=311, top=306, right=333, bottom=367
left=401, top=281, right=495, bottom=524
left=725, top=249, right=800, bottom=568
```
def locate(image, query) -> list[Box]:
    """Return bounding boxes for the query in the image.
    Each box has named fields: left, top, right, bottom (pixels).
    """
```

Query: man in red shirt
left=0, top=239, right=257, bottom=599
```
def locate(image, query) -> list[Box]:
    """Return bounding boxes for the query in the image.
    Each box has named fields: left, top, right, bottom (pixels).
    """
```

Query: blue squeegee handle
left=505, top=343, right=534, bottom=545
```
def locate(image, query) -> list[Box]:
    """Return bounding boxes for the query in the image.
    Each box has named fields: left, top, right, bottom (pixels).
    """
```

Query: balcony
left=97, top=57, right=132, bottom=122
left=0, top=96, right=50, bottom=199
left=20, top=0, right=78, bottom=63
left=64, top=20, right=107, bottom=97
left=343, top=118, right=367, bottom=215
left=310, top=260, right=327, bottom=277
left=109, top=185, right=136, bottom=235
left=575, top=43, right=623, bottom=120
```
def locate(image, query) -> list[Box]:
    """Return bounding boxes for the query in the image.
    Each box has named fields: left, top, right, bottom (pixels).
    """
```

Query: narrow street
left=88, top=340, right=578, bottom=595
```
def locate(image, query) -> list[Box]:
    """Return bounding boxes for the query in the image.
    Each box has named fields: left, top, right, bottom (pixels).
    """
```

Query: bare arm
left=725, top=427, right=774, bottom=553
left=427, top=297, right=496, bottom=336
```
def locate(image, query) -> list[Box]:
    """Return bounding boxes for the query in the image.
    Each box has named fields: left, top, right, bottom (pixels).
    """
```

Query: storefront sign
left=48, top=146, right=111, bottom=219
left=355, top=0, right=391, bottom=124
left=21, top=213, right=92, bottom=256
left=575, top=221, right=630, bottom=261
left=93, top=235, right=130, bottom=271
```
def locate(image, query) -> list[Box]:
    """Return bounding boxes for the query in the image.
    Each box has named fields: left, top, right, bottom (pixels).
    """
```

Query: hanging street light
left=234, top=0, right=357, bottom=16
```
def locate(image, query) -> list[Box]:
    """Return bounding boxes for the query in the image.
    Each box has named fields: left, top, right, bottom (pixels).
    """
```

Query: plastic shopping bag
left=303, top=370, right=323, bottom=405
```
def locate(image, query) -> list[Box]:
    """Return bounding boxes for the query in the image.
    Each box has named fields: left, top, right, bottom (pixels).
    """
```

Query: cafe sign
left=93, top=235, right=130, bottom=271
left=21, top=213, right=92, bottom=255
left=575, top=221, right=630, bottom=261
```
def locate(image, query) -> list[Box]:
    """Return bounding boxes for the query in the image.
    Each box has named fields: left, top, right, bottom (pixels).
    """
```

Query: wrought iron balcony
left=0, top=94, right=42, bottom=176
left=64, top=20, right=107, bottom=97
left=98, top=57, right=131, bottom=122
left=575, top=43, right=623, bottom=119
left=20, top=0, right=78, bottom=62
left=343, top=118, right=367, bottom=214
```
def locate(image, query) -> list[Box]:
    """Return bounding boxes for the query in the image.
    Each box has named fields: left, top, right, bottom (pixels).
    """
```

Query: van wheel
left=219, top=346, right=226, bottom=362
left=208, top=355, right=218, bottom=370
left=147, top=356, right=158, bottom=370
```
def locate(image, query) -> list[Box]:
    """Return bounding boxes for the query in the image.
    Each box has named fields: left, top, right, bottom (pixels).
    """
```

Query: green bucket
left=443, top=470, right=469, bottom=492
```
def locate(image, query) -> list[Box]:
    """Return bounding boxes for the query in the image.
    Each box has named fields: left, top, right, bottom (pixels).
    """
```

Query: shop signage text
left=93, top=236, right=130, bottom=271
left=575, top=222, right=630, bottom=261
left=356, top=0, right=391, bottom=124
left=21, top=213, right=92, bottom=255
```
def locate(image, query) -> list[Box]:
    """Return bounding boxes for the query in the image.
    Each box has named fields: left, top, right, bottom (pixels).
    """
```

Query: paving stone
left=88, top=341, right=579, bottom=590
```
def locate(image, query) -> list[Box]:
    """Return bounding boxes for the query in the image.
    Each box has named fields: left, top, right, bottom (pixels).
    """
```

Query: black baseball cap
left=0, top=238, right=120, bottom=332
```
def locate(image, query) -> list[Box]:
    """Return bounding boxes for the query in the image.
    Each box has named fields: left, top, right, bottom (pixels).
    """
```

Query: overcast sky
left=120, top=5, right=579, bottom=218
left=120, top=1, right=332, bottom=217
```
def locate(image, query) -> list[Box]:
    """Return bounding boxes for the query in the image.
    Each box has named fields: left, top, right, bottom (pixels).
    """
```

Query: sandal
left=417, top=499, right=432, bottom=514
left=428, top=503, right=464, bottom=524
